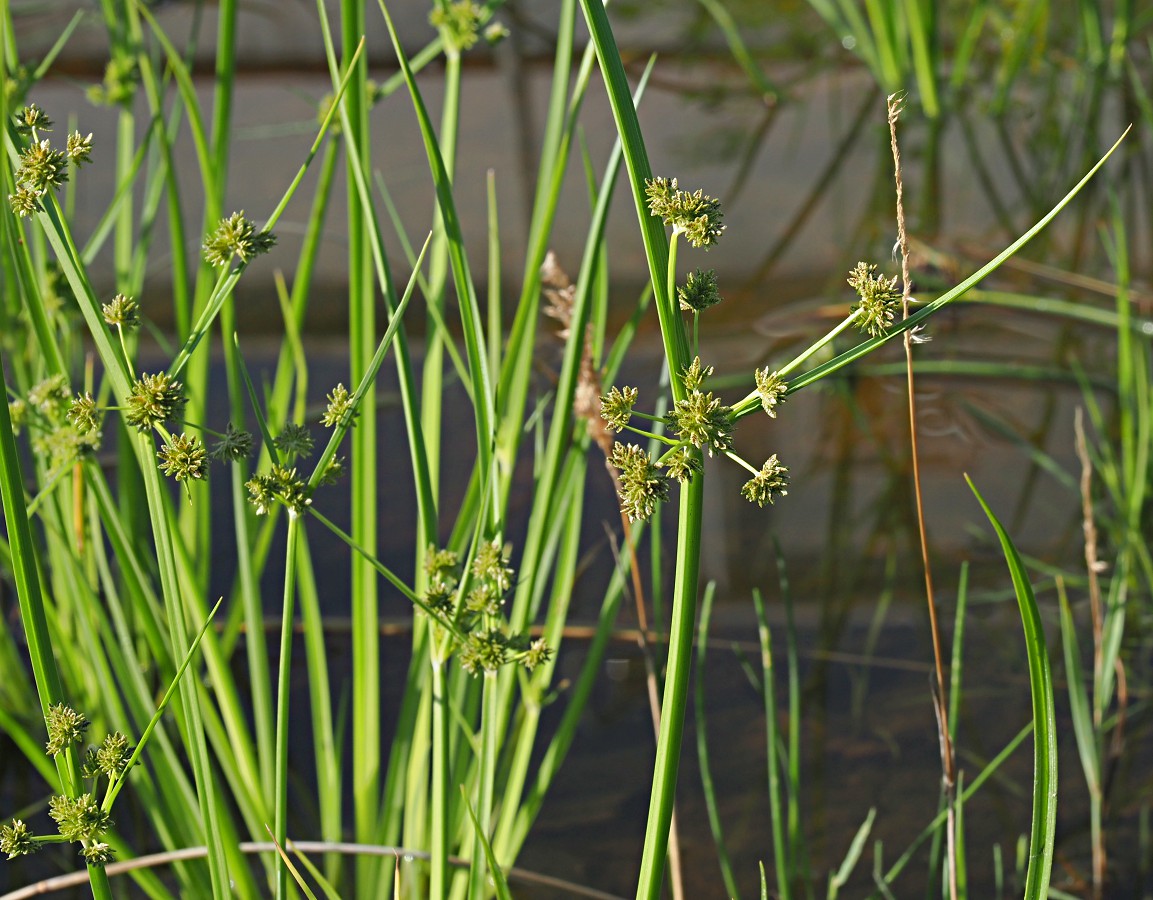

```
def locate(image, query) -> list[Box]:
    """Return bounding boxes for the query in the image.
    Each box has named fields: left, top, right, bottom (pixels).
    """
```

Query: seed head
left=28, top=374, right=70, bottom=417
left=209, top=422, right=253, bottom=462
left=521, top=637, right=552, bottom=672
left=460, top=628, right=509, bottom=675
left=81, top=841, right=115, bottom=866
left=472, top=538, right=513, bottom=593
left=95, top=732, right=133, bottom=777
left=274, top=422, right=314, bottom=460
left=660, top=444, right=702, bottom=483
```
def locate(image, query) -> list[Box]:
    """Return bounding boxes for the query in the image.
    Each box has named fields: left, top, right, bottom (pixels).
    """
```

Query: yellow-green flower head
left=17, top=139, right=68, bottom=193
left=754, top=368, right=787, bottom=418
left=847, top=261, right=901, bottom=338
left=203, top=211, right=276, bottom=267
left=45, top=704, right=90, bottom=757
left=48, top=793, right=110, bottom=843
left=14, top=104, right=52, bottom=135
left=0, top=819, right=38, bottom=859
left=611, top=442, right=670, bottom=522
left=157, top=433, right=208, bottom=484
left=102, top=293, right=140, bottom=329
left=678, top=268, right=722, bottom=312
left=645, top=176, right=725, bottom=249
left=320, top=383, right=357, bottom=428
left=430, top=1, right=483, bottom=52
left=209, top=422, right=253, bottom=462
left=741, top=454, right=789, bottom=507
left=125, top=372, right=185, bottom=432
left=600, top=385, right=638, bottom=433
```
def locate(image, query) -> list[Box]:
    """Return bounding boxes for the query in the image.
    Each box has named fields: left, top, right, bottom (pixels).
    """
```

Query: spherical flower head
left=460, top=628, right=509, bottom=675
left=660, top=444, right=702, bottom=483
left=600, top=385, right=638, bottom=433
left=484, top=21, right=509, bottom=44
left=466, top=583, right=502, bottom=616
left=14, top=104, right=52, bottom=136
left=203, top=211, right=276, bottom=267
left=678, top=268, right=722, bottom=312
left=754, top=368, right=787, bottom=418
left=48, top=793, right=110, bottom=843
left=94, top=732, right=133, bottom=778
left=8, top=399, right=28, bottom=434
left=681, top=356, right=713, bottom=393
left=45, top=703, right=89, bottom=756
left=67, top=392, right=101, bottom=434
left=320, top=383, right=357, bottom=428
left=246, top=473, right=277, bottom=516
left=645, top=176, right=725, bottom=249
left=847, top=261, right=901, bottom=338
left=270, top=463, right=311, bottom=516
left=157, top=433, right=208, bottom=485
left=741, top=454, right=789, bottom=507
left=125, top=372, right=185, bottom=432
left=430, top=1, right=483, bottom=52
left=88, top=54, right=140, bottom=108
left=66, top=131, right=93, bottom=166
left=209, top=422, right=253, bottom=462
left=102, top=293, right=139, bottom=329
left=611, top=442, right=670, bottom=522
left=0, top=820, right=38, bottom=859
left=274, top=422, right=315, bottom=460
left=9, top=185, right=42, bottom=217
left=34, top=426, right=100, bottom=468
left=17, top=139, right=68, bottom=193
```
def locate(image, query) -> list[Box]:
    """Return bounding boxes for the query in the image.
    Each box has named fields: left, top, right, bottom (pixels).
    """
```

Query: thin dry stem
left=888, top=92, right=958, bottom=900
left=1074, top=407, right=1104, bottom=710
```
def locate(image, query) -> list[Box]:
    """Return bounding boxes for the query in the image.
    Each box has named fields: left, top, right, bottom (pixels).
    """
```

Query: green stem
left=273, top=513, right=301, bottom=900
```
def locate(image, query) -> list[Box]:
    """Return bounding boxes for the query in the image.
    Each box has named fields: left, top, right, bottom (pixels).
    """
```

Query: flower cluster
left=203, top=211, right=276, bottom=267
left=102, top=293, right=140, bottom=329
left=125, top=371, right=185, bottom=432
left=754, top=368, right=787, bottom=418
left=320, top=383, right=357, bottom=428
left=611, top=442, right=669, bottom=522
left=421, top=540, right=551, bottom=676
left=246, top=464, right=311, bottom=516
left=600, top=386, right=638, bottom=433
left=45, top=704, right=89, bottom=757
left=740, top=454, right=789, bottom=507
left=847, top=261, right=902, bottom=337
left=645, top=176, right=725, bottom=249
left=8, top=106, right=93, bottom=217
left=430, top=1, right=484, bottom=52
left=666, top=358, right=733, bottom=456
left=678, top=268, right=722, bottom=312
left=157, top=433, right=208, bottom=487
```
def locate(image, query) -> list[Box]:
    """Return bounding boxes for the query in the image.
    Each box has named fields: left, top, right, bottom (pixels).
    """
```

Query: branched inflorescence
left=8, top=106, right=93, bottom=217
left=422, top=540, right=552, bottom=676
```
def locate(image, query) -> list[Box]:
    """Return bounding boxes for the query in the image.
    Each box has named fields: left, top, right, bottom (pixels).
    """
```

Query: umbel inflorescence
left=601, top=178, right=910, bottom=522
